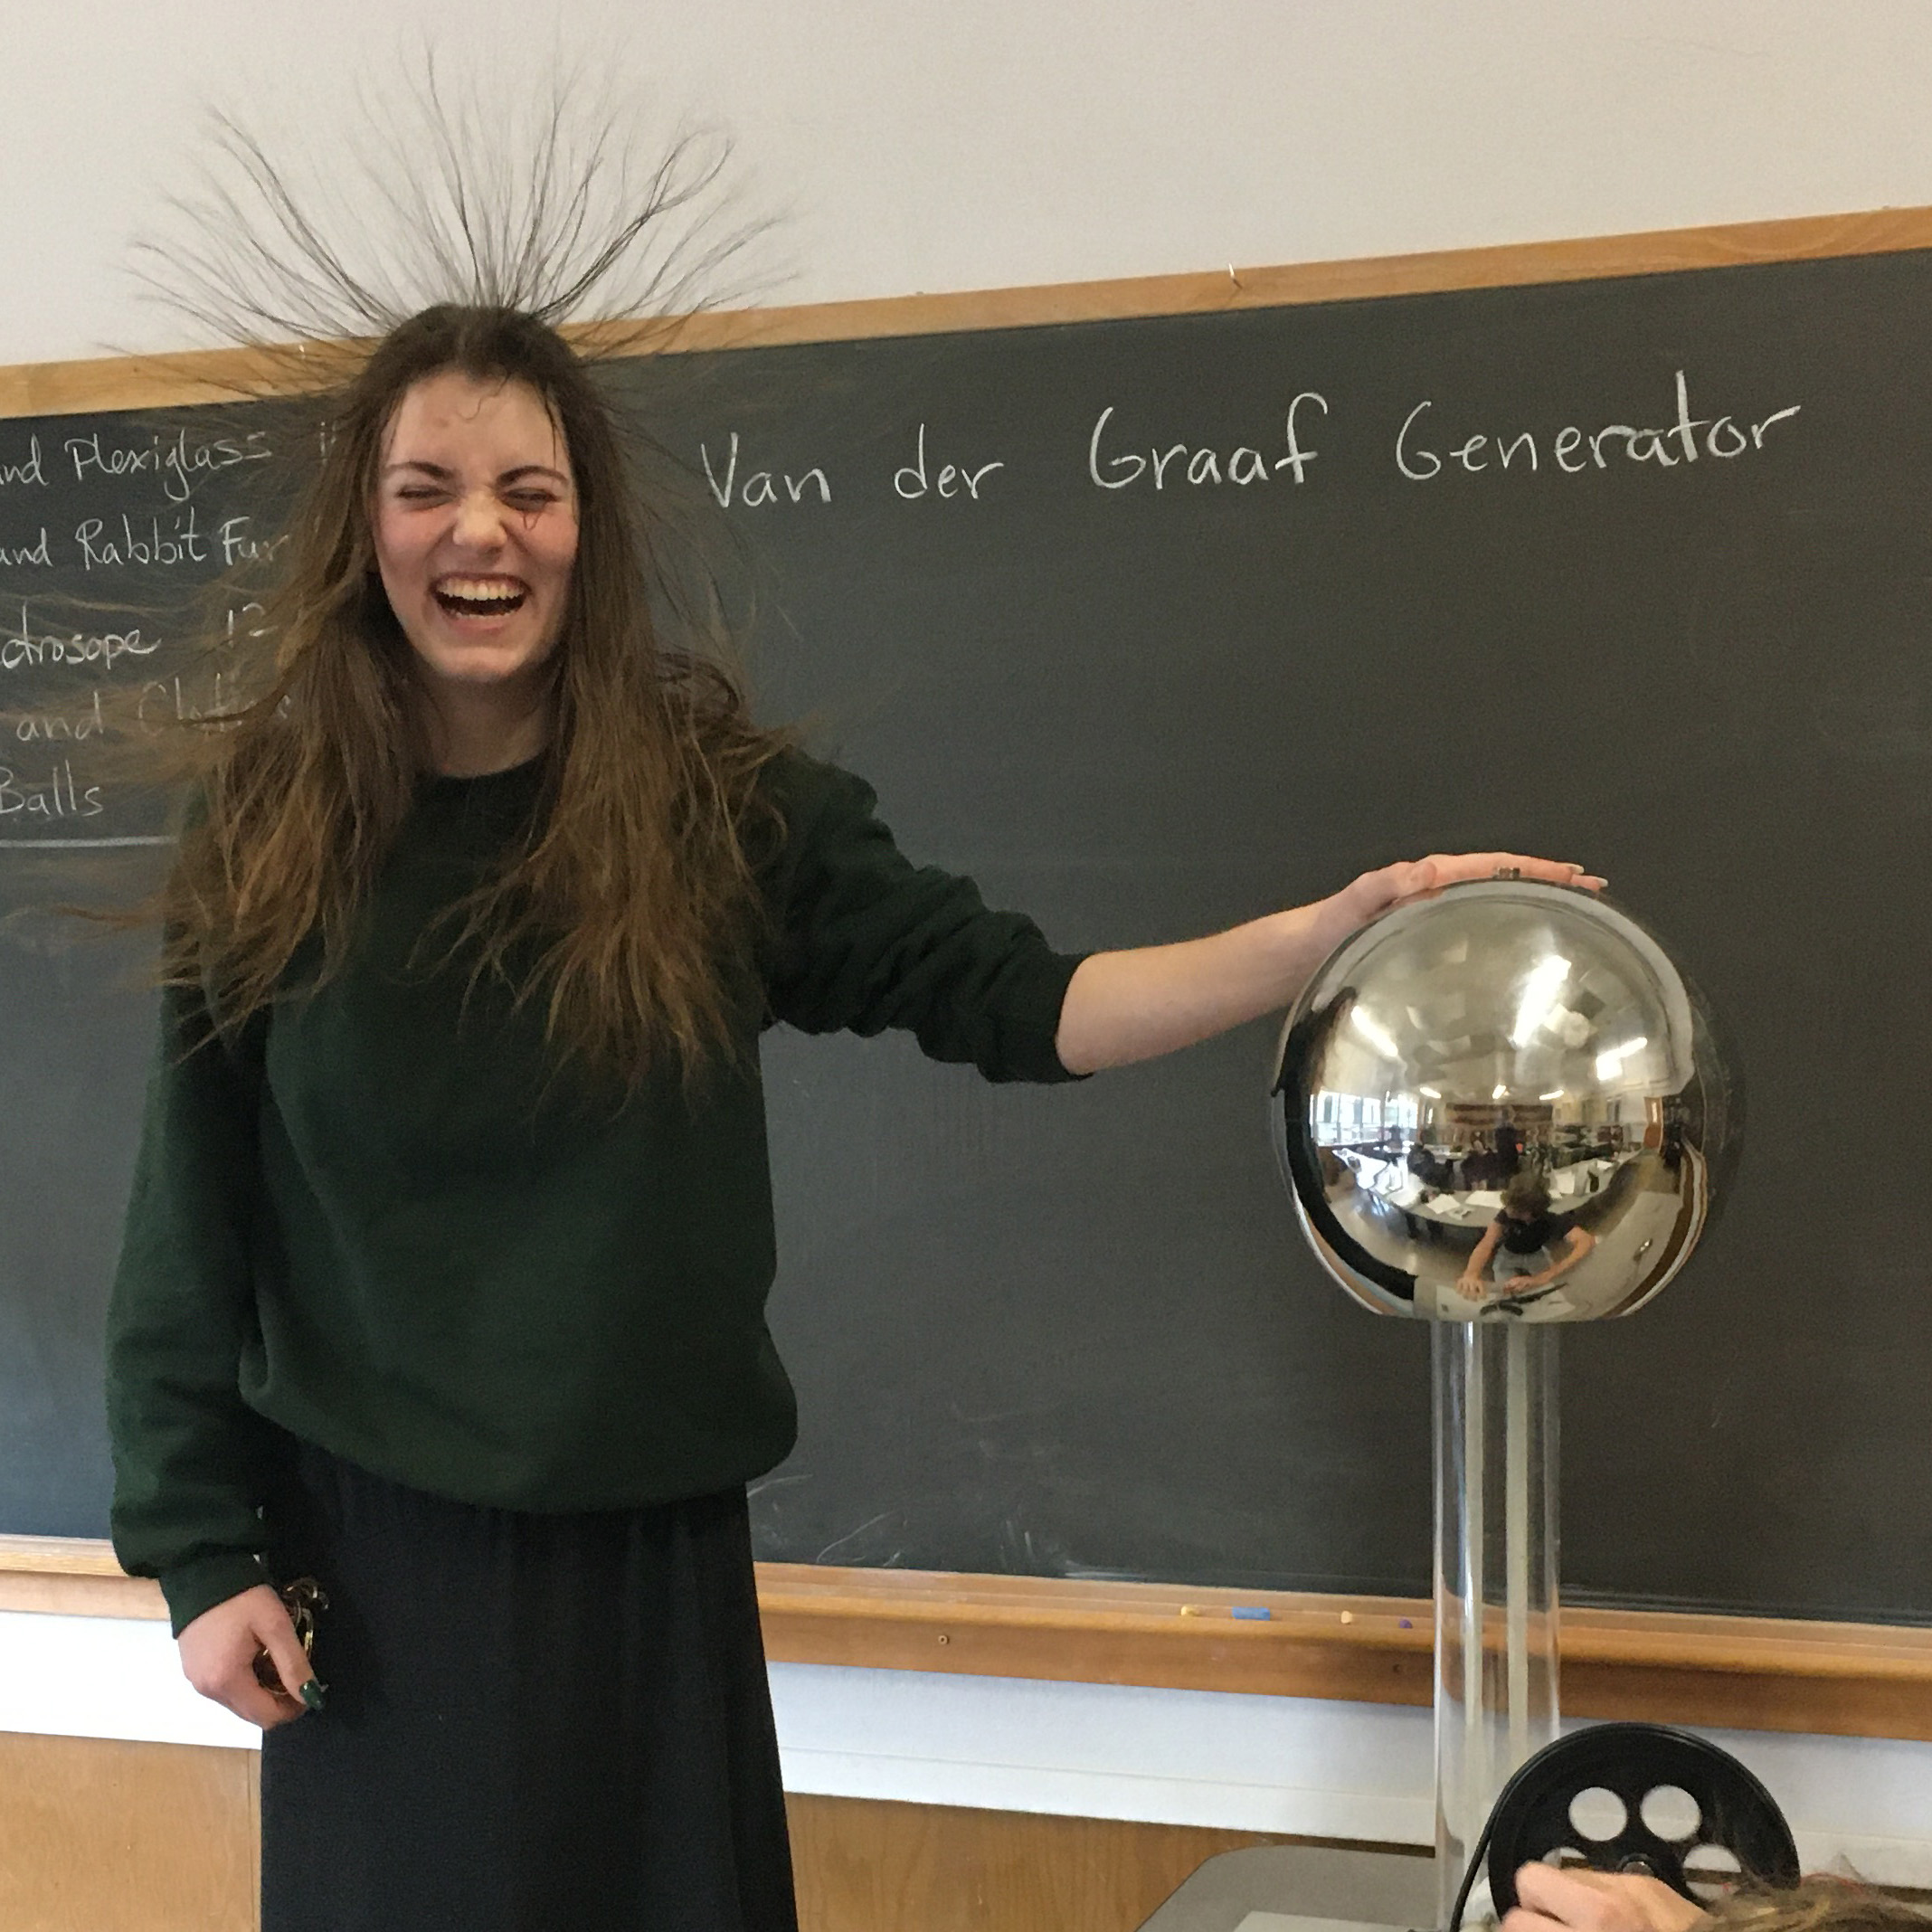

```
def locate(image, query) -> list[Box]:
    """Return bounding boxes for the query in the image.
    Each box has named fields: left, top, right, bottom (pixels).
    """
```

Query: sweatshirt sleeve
left=106, top=977, right=284, bottom=1636
left=762, top=753, right=1089, bottom=1084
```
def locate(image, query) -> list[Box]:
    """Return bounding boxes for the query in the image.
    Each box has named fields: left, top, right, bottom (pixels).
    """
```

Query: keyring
left=251, top=1576, right=329, bottom=1696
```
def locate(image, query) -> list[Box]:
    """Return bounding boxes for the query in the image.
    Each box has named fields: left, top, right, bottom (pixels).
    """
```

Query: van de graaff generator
left=1272, top=876, right=1739, bottom=1928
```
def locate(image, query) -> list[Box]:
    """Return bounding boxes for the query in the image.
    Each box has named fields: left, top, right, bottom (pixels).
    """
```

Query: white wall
left=7, top=2, right=1932, bottom=366
left=6, top=0, right=1932, bottom=1889
left=7, top=1614, right=1932, bottom=1889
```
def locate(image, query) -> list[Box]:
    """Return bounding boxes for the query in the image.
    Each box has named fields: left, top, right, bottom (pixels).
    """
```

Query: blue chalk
left=1230, top=1605, right=1272, bottom=1621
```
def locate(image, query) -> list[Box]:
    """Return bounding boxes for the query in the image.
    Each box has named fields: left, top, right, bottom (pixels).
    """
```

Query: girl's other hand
left=176, top=1584, right=320, bottom=1730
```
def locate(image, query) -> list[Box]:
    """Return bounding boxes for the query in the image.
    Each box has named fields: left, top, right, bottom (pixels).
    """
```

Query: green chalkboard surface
left=5, top=247, right=1929, bottom=1622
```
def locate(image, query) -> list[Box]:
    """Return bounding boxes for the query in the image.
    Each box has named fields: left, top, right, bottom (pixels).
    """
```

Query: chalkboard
left=5, top=242, right=1931, bottom=1625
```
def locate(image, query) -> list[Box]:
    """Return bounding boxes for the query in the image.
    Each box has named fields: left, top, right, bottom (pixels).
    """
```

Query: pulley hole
left=1685, top=1845, right=1744, bottom=1902
left=1568, top=1787, right=1629, bottom=1842
left=1542, top=1848, right=1590, bottom=1870
left=1640, top=1785, right=1702, bottom=1842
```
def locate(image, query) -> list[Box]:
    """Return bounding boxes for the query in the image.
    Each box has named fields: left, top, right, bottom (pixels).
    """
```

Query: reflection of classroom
left=1310, top=1080, right=1700, bottom=1320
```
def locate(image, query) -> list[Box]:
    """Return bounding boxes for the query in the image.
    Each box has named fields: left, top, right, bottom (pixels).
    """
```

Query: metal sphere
left=1271, top=880, right=1739, bottom=1321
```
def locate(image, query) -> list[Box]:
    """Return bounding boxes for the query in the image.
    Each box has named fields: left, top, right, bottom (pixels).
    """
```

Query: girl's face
left=372, top=370, right=580, bottom=706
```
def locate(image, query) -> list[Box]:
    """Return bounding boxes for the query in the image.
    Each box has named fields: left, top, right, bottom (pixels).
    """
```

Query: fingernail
left=299, top=1679, right=327, bottom=1712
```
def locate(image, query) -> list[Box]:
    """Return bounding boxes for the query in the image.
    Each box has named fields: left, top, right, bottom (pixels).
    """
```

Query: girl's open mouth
left=434, top=579, right=528, bottom=619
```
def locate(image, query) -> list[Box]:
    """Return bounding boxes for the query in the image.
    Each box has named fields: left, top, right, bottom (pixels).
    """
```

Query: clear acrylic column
left=1433, top=1319, right=1560, bottom=1929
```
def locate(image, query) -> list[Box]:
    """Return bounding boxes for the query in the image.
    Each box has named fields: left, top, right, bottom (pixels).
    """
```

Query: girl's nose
left=451, top=488, right=506, bottom=549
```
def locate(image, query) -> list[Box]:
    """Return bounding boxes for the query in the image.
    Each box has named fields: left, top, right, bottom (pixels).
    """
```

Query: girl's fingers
left=257, top=1613, right=322, bottom=1711
left=223, top=1667, right=308, bottom=1730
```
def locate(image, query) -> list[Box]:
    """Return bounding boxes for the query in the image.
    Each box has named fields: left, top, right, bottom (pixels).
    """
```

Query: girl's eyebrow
left=381, top=460, right=571, bottom=485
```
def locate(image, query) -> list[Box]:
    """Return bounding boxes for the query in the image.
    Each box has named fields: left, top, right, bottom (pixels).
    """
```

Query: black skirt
left=259, top=1435, right=798, bottom=1932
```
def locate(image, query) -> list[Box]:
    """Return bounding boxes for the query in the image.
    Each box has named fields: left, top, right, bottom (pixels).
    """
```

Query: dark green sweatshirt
left=107, top=751, right=1085, bottom=1635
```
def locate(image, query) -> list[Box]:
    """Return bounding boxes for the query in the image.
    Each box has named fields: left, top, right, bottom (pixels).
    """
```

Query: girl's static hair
left=166, top=303, right=786, bottom=1087
left=135, top=65, right=765, bottom=348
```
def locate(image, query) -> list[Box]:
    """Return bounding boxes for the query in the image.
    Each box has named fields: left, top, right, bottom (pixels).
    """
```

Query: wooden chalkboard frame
left=7, top=204, right=1932, bottom=421
left=5, top=1539, right=1931, bottom=1742
left=7, top=204, right=1932, bottom=1739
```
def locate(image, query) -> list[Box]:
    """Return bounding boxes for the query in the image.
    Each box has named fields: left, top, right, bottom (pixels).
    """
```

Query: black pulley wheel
left=1486, top=1722, right=1799, bottom=1914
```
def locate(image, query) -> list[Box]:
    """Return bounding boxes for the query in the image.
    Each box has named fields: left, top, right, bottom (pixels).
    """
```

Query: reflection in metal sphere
left=1271, top=881, right=1739, bottom=1322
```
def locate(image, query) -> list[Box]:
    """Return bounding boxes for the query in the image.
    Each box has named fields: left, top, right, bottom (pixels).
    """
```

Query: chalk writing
left=215, top=517, right=288, bottom=565
left=0, top=529, right=52, bottom=568
left=1, top=603, right=158, bottom=674
left=700, top=434, right=831, bottom=508
left=894, top=425, right=1004, bottom=501
left=64, top=427, right=271, bottom=503
left=1088, top=393, right=1327, bottom=490
left=76, top=511, right=207, bottom=570
left=13, top=689, right=105, bottom=743
left=225, top=600, right=269, bottom=648
left=0, top=415, right=272, bottom=849
left=1396, top=371, right=1801, bottom=480
left=138, top=671, right=241, bottom=730
left=0, top=437, right=47, bottom=489
left=0, top=759, right=103, bottom=819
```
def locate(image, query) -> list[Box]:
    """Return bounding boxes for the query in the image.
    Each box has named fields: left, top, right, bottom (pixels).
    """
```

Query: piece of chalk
left=1339, top=1610, right=1355, bottom=1624
left=1398, top=1618, right=1414, bottom=1629
left=1179, top=1605, right=1208, bottom=1617
left=1231, top=1605, right=1271, bottom=1621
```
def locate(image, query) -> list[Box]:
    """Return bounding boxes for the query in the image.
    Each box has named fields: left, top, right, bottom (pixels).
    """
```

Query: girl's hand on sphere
left=1340, top=854, right=1605, bottom=930
left=1501, top=1865, right=1709, bottom=1932
left=177, top=1584, right=320, bottom=1730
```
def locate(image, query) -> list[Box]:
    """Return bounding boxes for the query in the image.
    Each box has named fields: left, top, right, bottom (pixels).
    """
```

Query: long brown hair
left=1709, top=1880, right=1931, bottom=1932
left=165, top=304, right=787, bottom=1085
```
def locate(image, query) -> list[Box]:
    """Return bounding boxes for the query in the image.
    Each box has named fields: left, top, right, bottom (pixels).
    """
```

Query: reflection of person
left=1455, top=1172, right=1597, bottom=1301
left=1461, top=1132, right=1501, bottom=1190
left=1501, top=1866, right=1928, bottom=1932
left=100, top=147, right=1605, bottom=1932
left=1407, top=1140, right=1451, bottom=1193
